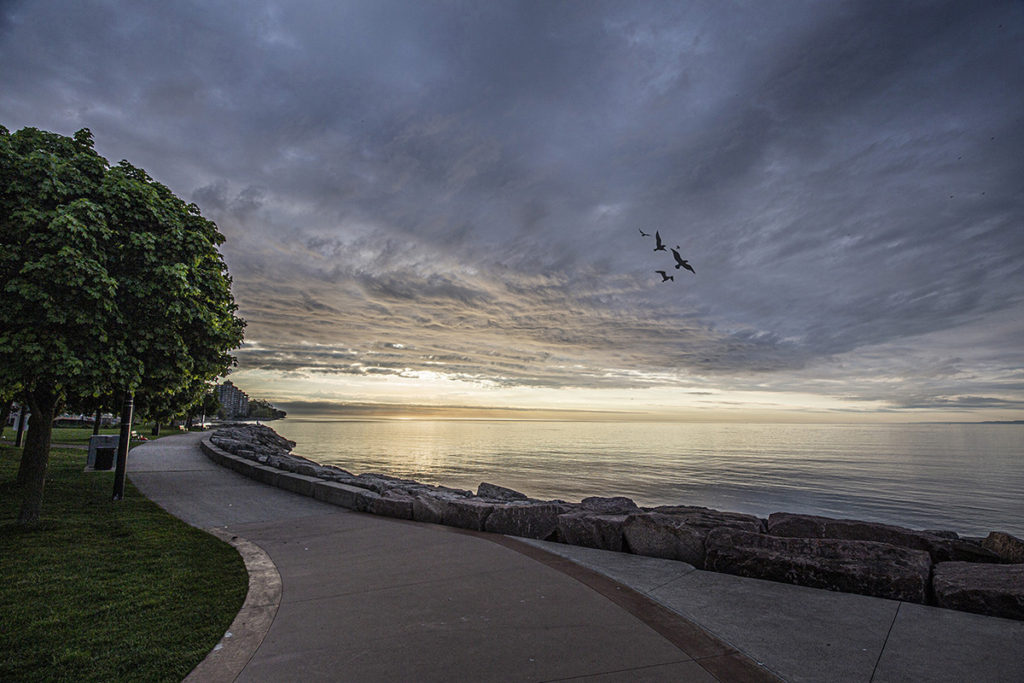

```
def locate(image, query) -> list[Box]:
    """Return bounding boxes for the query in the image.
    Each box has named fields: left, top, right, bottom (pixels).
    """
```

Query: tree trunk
left=93, top=407, right=103, bottom=435
left=151, top=421, right=160, bottom=437
left=17, top=385, right=58, bottom=525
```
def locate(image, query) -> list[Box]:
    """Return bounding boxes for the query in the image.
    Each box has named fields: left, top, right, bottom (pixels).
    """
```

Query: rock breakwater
left=206, top=424, right=1024, bottom=621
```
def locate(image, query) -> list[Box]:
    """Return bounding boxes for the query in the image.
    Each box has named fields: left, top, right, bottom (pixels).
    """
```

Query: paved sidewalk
left=129, top=433, right=1024, bottom=682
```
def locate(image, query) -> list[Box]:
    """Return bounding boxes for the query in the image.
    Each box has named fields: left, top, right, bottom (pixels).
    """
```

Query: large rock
left=477, top=482, right=529, bottom=501
left=311, top=480, right=380, bottom=512
left=442, top=499, right=497, bottom=531
left=933, top=562, right=1024, bottom=621
left=622, top=513, right=706, bottom=566
left=353, top=472, right=423, bottom=494
left=484, top=502, right=572, bottom=541
left=623, top=507, right=765, bottom=568
left=367, top=493, right=415, bottom=520
left=212, top=424, right=295, bottom=456
left=705, top=528, right=933, bottom=603
left=981, top=531, right=1024, bottom=564
left=319, top=470, right=358, bottom=484
left=651, top=505, right=766, bottom=532
left=581, top=496, right=641, bottom=514
left=412, top=494, right=451, bottom=525
left=210, top=436, right=245, bottom=453
left=767, top=512, right=998, bottom=563
left=558, top=513, right=629, bottom=552
left=288, top=462, right=322, bottom=478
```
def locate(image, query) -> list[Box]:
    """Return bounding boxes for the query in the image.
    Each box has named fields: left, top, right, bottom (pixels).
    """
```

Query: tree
left=247, top=397, right=287, bottom=420
left=0, top=126, right=245, bottom=523
left=135, top=377, right=214, bottom=435
left=186, top=389, right=220, bottom=430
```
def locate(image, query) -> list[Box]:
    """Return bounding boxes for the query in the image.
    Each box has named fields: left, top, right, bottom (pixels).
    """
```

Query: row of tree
left=245, top=397, right=287, bottom=421
left=1, top=125, right=246, bottom=524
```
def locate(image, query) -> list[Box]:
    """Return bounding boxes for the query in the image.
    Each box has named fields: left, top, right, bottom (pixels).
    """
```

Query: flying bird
left=655, top=270, right=674, bottom=282
left=638, top=228, right=650, bottom=237
left=653, top=231, right=667, bottom=251
left=671, top=248, right=695, bottom=273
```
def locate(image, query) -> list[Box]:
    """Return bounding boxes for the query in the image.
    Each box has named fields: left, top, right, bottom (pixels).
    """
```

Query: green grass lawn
left=3, top=424, right=194, bottom=445
left=0, top=444, right=248, bottom=682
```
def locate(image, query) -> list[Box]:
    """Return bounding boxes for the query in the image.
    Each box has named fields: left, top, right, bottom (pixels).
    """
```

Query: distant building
left=216, top=381, right=250, bottom=419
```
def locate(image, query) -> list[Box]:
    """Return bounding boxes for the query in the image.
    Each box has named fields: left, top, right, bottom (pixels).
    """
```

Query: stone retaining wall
left=202, top=424, right=1024, bottom=621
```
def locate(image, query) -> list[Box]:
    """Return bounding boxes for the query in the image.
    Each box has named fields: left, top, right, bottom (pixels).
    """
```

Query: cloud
left=3, top=1, right=1023, bottom=416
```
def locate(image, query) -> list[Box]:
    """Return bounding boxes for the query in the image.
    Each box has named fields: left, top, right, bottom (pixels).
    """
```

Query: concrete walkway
left=128, top=433, right=1024, bottom=682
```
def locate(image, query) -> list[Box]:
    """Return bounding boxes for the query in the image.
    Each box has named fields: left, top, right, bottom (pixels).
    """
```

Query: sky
left=2, top=1, right=1023, bottom=422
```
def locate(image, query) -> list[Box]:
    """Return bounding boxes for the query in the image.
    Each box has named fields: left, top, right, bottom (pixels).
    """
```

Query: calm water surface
left=272, top=420, right=1024, bottom=537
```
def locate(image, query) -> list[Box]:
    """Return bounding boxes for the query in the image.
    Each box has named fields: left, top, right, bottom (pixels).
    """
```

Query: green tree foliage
left=0, top=125, right=245, bottom=523
left=247, top=397, right=287, bottom=420
left=135, top=377, right=215, bottom=435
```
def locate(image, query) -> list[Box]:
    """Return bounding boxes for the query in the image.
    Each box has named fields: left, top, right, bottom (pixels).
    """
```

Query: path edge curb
left=184, top=529, right=283, bottom=683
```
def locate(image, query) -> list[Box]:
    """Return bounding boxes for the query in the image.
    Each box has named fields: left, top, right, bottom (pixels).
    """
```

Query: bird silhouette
left=653, top=231, right=667, bottom=251
left=671, top=248, right=695, bottom=273
left=638, top=228, right=650, bottom=237
left=655, top=270, right=674, bottom=282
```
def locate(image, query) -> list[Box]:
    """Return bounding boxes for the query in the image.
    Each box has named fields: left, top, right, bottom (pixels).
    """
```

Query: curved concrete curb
left=184, top=529, right=282, bottom=683
left=451, top=526, right=782, bottom=682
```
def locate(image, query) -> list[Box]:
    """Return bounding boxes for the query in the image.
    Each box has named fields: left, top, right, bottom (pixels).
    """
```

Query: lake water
left=271, top=420, right=1024, bottom=538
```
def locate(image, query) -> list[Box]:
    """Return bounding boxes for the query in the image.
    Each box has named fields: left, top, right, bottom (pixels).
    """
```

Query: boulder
left=477, top=482, right=529, bottom=501
left=651, top=505, right=766, bottom=532
left=705, top=528, right=932, bottom=603
left=353, top=473, right=404, bottom=494
left=767, top=512, right=999, bottom=564
left=210, top=436, right=245, bottom=453
left=442, top=499, right=497, bottom=531
left=922, top=529, right=960, bottom=540
left=622, top=513, right=706, bottom=566
left=981, top=531, right=1024, bottom=564
left=580, top=496, right=641, bottom=514
left=933, top=562, right=1024, bottom=621
left=484, top=502, right=572, bottom=541
left=320, top=464, right=354, bottom=477
left=558, top=512, right=629, bottom=552
left=408, top=483, right=474, bottom=499
left=212, top=424, right=295, bottom=455
left=313, top=481, right=371, bottom=511
left=412, top=494, right=451, bottom=525
left=623, top=507, right=764, bottom=567
left=291, top=462, right=322, bottom=478
left=367, top=493, right=415, bottom=520
left=319, top=470, right=358, bottom=484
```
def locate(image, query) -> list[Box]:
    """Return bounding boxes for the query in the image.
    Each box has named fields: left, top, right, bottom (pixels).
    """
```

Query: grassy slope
left=0, top=444, right=248, bottom=682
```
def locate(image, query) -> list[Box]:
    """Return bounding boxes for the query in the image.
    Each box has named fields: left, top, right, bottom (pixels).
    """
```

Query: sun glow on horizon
left=221, top=366, right=1003, bottom=424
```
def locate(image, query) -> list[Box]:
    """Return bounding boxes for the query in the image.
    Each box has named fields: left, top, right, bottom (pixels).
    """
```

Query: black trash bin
left=94, top=447, right=115, bottom=470
left=88, top=435, right=120, bottom=471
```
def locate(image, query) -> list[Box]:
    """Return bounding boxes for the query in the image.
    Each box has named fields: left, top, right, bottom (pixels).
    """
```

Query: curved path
left=130, top=433, right=1024, bottom=682
left=129, top=432, right=769, bottom=682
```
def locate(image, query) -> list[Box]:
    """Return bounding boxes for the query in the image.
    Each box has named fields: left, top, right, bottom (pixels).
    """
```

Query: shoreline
left=205, top=423, right=1024, bottom=622
left=270, top=418, right=1024, bottom=539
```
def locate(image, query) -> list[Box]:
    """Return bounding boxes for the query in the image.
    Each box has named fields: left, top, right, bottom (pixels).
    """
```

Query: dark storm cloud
left=2, top=0, right=1022, bottom=413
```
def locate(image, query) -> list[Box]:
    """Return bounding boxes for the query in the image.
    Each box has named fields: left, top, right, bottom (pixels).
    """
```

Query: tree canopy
left=0, top=125, right=245, bottom=523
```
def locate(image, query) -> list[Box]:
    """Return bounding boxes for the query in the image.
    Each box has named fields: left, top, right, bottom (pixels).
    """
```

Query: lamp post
left=15, top=407, right=29, bottom=447
left=112, top=392, right=134, bottom=501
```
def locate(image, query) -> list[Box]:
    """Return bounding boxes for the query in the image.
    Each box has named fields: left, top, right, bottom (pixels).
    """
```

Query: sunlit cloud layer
left=2, top=1, right=1022, bottom=420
